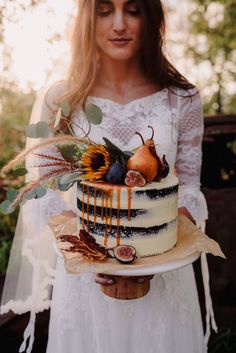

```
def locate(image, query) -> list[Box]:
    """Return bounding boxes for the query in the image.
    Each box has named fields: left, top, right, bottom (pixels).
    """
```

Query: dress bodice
left=72, top=88, right=178, bottom=172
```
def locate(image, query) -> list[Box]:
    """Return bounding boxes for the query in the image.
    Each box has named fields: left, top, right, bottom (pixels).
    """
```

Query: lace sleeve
left=176, top=88, right=208, bottom=222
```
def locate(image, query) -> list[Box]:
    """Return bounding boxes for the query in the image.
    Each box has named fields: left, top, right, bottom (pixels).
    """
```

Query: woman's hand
left=94, top=273, right=154, bottom=286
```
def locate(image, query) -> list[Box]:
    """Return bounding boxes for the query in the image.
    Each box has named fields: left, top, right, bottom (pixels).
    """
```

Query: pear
left=127, top=145, right=158, bottom=182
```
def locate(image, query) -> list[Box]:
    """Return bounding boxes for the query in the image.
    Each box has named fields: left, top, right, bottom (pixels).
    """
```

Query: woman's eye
left=126, top=6, right=141, bottom=16
left=97, top=6, right=112, bottom=17
left=97, top=11, right=112, bottom=17
left=127, top=10, right=140, bottom=16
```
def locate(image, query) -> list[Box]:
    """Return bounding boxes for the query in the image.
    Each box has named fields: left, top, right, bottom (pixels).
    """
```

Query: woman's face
left=96, top=0, right=143, bottom=61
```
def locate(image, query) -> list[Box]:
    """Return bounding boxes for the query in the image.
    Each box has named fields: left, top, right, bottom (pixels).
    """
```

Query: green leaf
left=61, top=100, right=71, bottom=117
left=34, top=186, right=47, bottom=199
left=85, top=104, right=103, bottom=125
left=25, top=124, right=37, bottom=138
left=25, top=191, right=37, bottom=200
left=59, top=171, right=83, bottom=185
left=54, top=108, right=62, bottom=128
left=103, top=137, right=123, bottom=154
left=58, top=181, right=72, bottom=192
left=14, top=167, right=28, bottom=176
left=6, top=189, right=19, bottom=202
left=35, top=121, right=50, bottom=138
left=0, top=200, right=15, bottom=215
left=57, top=144, right=82, bottom=163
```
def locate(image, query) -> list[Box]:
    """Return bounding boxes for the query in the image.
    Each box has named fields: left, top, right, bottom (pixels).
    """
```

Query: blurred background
left=0, top=0, right=235, bottom=352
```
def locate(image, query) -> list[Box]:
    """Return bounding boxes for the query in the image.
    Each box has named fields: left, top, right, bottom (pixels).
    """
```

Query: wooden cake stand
left=100, top=276, right=150, bottom=300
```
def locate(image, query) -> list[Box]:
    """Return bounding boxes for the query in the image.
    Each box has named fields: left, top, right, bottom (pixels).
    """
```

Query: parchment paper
left=48, top=214, right=226, bottom=274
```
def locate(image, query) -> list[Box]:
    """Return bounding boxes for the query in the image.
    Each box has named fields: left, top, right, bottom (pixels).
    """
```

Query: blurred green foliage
left=0, top=87, right=36, bottom=274
left=187, top=0, right=236, bottom=114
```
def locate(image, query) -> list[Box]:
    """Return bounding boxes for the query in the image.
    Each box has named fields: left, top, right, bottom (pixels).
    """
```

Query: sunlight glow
left=4, top=0, right=75, bottom=91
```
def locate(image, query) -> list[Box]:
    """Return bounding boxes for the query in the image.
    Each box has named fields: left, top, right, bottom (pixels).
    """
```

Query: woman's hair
left=50, top=0, right=194, bottom=132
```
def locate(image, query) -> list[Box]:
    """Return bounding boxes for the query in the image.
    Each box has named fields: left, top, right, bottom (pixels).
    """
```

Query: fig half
left=112, top=245, right=136, bottom=264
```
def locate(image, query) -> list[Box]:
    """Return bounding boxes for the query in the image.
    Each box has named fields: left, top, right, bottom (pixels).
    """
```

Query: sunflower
left=81, top=144, right=110, bottom=181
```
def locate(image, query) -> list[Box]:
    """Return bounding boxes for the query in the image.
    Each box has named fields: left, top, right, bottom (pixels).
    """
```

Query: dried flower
left=81, top=144, right=110, bottom=181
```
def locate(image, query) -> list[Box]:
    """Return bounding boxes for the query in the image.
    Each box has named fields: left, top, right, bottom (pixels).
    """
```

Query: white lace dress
left=1, top=85, right=211, bottom=353
left=45, top=87, right=208, bottom=353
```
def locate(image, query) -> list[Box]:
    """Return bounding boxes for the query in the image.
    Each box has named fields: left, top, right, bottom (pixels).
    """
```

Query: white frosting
left=78, top=194, right=178, bottom=227
left=77, top=174, right=179, bottom=257
left=78, top=174, right=179, bottom=209
left=84, top=221, right=177, bottom=258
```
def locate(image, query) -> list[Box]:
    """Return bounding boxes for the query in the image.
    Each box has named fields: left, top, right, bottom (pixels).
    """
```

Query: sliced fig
left=113, top=245, right=136, bottom=264
left=125, top=170, right=146, bottom=187
left=161, top=155, right=169, bottom=178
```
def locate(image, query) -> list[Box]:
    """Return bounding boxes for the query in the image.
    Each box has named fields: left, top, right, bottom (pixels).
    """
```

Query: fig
left=125, top=170, right=146, bottom=187
left=112, top=245, right=136, bottom=264
left=161, top=155, right=169, bottom=178
left=106, top=161, right=125, bottom=184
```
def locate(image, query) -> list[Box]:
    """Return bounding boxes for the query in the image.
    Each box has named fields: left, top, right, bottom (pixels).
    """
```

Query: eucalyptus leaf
left=35, top=186, right=47, bottom=199
left=14, top=168, right=28, bottom=176
left=58, top=181, right=73, bottom=192
left=7, top=189, right=19, bottom=202
left=59, top=171, right=83, bottom=185
left=0, top=200, right=15, bottom=215
left=61, top=100, right=71, bottom=117
left=36, top=121, right=50, bottom=138
left=25, top=191, right=37, bottom=200
left=25, top=124, right=37, bottom=138
left=54, top=108, right=62, bottom=128
left=85, top=104, right=103, bottom=125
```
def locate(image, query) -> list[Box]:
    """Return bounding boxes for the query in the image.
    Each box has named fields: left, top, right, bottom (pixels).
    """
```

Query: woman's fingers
left=94, top=273, right=155, bottom=286
left=94, top=273, right=116, bottom=286
left=135, top=275, right=154, bottom=283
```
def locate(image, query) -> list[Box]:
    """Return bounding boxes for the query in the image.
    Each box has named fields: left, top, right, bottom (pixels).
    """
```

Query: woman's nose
left=113, top=12, right=126, bottom=33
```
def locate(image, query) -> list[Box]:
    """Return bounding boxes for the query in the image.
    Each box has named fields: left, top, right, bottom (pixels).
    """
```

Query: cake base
left=100, top=276, right=150, bottom=300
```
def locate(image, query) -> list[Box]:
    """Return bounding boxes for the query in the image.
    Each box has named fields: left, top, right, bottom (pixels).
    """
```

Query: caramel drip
left=94, top=188, right=97, bottom=225
left=82, top=184, right=85, bottom=230
left=104, top=193, right=109, bottom=247
left=127, top=187, right=132, bottom=221
left=109, top=190, right=113, bottom=231
left=101, top=190, right=105, bottom=221
left=116, top=187, right=121, bottom=246
left=87, top=186, right=90, bottom=232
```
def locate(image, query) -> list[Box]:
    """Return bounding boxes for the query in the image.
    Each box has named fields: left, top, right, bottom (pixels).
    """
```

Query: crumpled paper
left=48, top=214, right=226, bottom=275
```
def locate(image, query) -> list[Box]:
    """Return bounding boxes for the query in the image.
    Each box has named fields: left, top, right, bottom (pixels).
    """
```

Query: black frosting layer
left=79, top=218, right=176, bottom=239
left=77, top=198, right=147, bottom=219
left=77, top=182, right=178, bottom=200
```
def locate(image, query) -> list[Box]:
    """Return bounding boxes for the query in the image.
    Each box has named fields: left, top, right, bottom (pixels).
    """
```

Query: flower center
left=91, top=153, right=105, bottom=170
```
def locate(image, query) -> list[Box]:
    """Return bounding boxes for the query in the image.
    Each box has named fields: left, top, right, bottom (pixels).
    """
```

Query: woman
left=1, top=0, right=214, bottom=352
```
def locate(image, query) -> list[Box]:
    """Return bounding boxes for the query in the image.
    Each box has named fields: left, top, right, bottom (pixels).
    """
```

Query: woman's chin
left=103, top=50, right=138, bottom=62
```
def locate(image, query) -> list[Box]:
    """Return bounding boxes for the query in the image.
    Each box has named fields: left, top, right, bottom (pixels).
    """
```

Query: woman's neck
left=91, top=54, right=160, bottom=104
left=96, top=55, right=147, bottom=94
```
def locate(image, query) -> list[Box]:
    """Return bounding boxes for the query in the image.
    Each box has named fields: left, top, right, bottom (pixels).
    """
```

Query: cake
left=77, top=174, right=179, bottom=258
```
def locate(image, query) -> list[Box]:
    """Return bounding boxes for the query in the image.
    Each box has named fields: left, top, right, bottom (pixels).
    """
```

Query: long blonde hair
left=45, top=0, right=99, bottom=133
left=64, top=0, right=98, bottom=110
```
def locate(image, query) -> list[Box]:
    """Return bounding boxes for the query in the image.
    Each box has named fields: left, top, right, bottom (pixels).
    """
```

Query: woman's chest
left=73, top=93, right=180, bottom=168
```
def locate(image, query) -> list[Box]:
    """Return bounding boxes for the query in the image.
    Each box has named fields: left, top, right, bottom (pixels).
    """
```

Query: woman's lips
left=109, top=38, right=132, bottom=46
